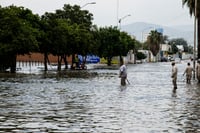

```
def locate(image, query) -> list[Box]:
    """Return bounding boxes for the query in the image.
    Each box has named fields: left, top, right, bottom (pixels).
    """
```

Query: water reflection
left=0, top=62, right=200, bottom=132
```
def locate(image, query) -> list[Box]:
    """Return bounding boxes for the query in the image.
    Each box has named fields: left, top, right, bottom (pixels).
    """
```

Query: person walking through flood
left=183, top=62, right=194, bottom=84
left=119, top=60, right=127, bottom=86
left=196, top=60, right=200, bottom=83
left=171, top=62, right=178, bottom=91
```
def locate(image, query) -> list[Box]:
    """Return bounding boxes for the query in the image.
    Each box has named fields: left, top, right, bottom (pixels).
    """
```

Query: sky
left=0, top=0, right=194, bottom=27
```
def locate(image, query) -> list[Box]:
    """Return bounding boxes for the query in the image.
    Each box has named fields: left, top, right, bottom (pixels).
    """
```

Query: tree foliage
left=172, top=44, right=179, bottom=54
left=97, top=26, right=120, bottom=65
left=39, top=4, right=94, bottom=71
left=147, top=30, right=162, bottom=56
left=0, top=5, right=40, bottom=72
left=136, top=52, right=147, bottom=60
left=0, top=4, right=137, bottom=72
left=169, top=38, right=188, bottom=51
left=182, top=0, right=200, bottom=58
left=96, top=26, right=136, bottom=66
left=182, top=0, right=200, bottom=17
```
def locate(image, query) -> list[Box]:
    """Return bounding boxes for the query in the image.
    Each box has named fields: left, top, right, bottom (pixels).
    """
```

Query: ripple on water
left=0, top=62, right=200, bottom=132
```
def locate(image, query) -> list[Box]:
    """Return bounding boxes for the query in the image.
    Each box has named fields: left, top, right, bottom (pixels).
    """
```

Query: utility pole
left=117, top=0, right=119, bottom=27
left=193, top=0, right=197, bottom=79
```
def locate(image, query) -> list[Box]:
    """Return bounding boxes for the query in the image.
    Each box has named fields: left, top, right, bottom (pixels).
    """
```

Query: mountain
left=121, top=22, right=194, bottom=45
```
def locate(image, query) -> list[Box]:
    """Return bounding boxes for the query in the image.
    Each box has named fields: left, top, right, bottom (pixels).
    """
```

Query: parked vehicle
left=161, top=57, right=168, bottom=62
left=168, top=56, right=174, bottom=61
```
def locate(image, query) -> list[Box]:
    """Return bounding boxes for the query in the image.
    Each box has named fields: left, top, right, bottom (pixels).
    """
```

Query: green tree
left=49, top=19, right=73, bottom=71
left=182, top=0, right=200, bottom=58
left=90, top=25, right=101, bottom=55
left=136, top=52, right=147, bottom=60
left=97, top=26, right=120, bottom=65
left=169, top=38, right=189, bottom=52
left=0, top=6, right=40, bottom=73
left=40, top=12, right=72, bottom=71
left=147, top=30, right=162, bottom=56
left=68, top=23, right=93, bottom=69
left=53, top=4, right=94, bottom=69
left=168, top=40, right=179, bottom=54
left=97, top=26, right=135, bottom=66
left=38, top=16, right=52, bottom=71
left=40, top=4, right=94, bottom=71
left=118, top=31, right=135, bottom=64
left=56, top=4, right=93, bottom=29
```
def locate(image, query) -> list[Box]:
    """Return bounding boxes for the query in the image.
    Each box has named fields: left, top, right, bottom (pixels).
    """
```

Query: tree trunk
left=10, top=54, right=16, bottom=73
left=63, top=55, right=68, bottom=69
left=119, top=55, right=123, bottom=65
left=81, top=56, right=87, bottom=69
left=83, top=56, right=87, bottom=65
left=44, top=52, right=48, bottom=71
left=57, top=55, right=62, bottom=71
left=107, top=57, right=112, bottom=66
left=0, top=54, right=10, bottom=72
left=71, top=54, right=75, bottom=69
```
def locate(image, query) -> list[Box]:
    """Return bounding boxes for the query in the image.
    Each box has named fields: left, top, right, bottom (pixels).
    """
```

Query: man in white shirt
left=119, top=60, right=127, bottom=86
left=171, top=62, right=178, bottom=90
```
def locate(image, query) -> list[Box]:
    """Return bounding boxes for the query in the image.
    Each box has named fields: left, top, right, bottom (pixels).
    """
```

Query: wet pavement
left=0, top=60, right=200, bottom=132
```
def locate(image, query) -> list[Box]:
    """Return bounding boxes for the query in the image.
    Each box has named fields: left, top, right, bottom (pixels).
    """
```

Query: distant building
left=160, top=44, right=171, bottom=55
left=176, top=45, right=184, bottom=52
left=160, top=44, right=171, bottom=60
left=126, top=50, right=135, bottom=64
left=138, top=50, right=153, bottom=62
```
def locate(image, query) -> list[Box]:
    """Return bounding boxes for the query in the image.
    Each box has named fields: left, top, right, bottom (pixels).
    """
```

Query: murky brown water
left=0, top=61, right=200, bottom=132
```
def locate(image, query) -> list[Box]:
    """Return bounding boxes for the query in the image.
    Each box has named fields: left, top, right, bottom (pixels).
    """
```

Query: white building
left=138, top=50, right=154, bottom=62
left=160, top=44, right=171, bottom=57
left=176, top=45, right=184, bottom=52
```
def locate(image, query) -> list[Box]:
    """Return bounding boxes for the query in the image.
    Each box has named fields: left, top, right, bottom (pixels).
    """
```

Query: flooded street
left=0, top=61, right=200, bottom=132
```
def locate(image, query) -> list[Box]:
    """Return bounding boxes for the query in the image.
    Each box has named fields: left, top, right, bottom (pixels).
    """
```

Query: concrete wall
left=17, top=53, right=72, bottom=64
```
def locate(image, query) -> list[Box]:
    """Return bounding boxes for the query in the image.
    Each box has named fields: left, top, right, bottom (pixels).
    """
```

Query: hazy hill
left=121, top=22, right=194, bottom=45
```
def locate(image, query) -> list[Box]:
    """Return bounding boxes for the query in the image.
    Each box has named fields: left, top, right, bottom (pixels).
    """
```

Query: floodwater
left=0, top=61, right=200, bottom=133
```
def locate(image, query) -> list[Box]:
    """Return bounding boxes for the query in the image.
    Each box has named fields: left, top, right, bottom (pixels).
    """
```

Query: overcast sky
left=0, top=0, right=194, bottom=27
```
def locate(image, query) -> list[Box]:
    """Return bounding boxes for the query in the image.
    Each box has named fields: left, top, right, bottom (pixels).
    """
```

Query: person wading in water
left=119, top=59, right=127, bottom=86
left=171, top=61, right=178, bottom=91
left=196, top=60, right=200, bottom=83
left=183, top=62, right=194, bottom=84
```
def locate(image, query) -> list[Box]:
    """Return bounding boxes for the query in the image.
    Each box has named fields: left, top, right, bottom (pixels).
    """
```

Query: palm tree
left=147, top=30, right=162, bottom=58
left=182, top=0, right=200, bottom=58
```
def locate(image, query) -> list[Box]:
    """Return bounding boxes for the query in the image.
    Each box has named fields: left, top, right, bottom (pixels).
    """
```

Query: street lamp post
left=117, top=0, right=119, bottom=26
left=118, top=14, right=131, bottom=30
left=193, top=0, right=197, bottom=79
left=81, top=2, right=96, bottom=8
